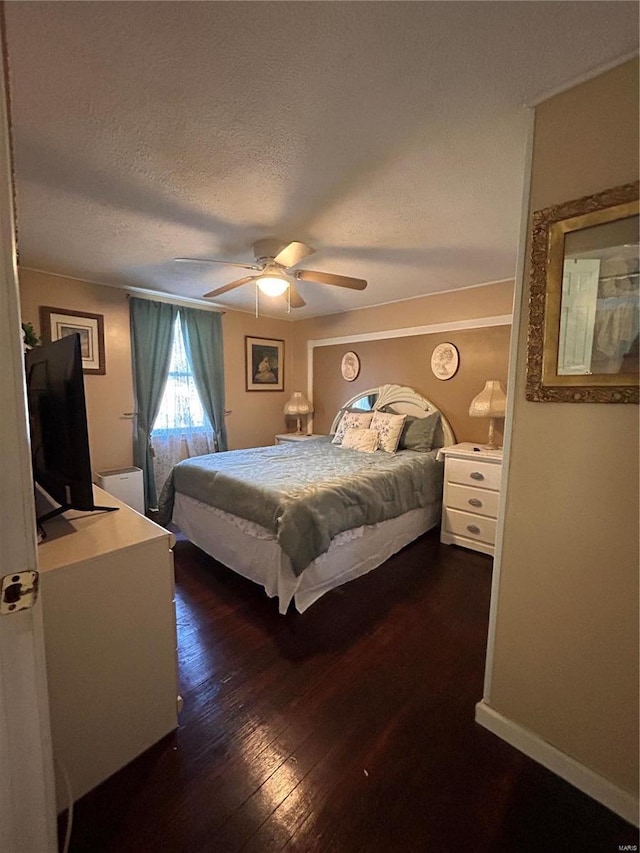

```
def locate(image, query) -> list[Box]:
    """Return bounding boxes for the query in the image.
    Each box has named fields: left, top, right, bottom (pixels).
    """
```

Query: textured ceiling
left=5, top=1, right=639, bottom=318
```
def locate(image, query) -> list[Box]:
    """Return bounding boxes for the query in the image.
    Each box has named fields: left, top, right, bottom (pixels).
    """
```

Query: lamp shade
left=468, top=380, right=506, bottom=449
left=469, top=380, right=507, bottom=418
left=284, top=391, right=314, bottom=435
left=284, top=391, right=313, bottom=416
left=256, top=273, right=289, bottom=297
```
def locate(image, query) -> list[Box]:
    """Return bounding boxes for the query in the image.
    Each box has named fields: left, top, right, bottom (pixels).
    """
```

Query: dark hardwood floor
left=65, top=529, right=637, bottom=852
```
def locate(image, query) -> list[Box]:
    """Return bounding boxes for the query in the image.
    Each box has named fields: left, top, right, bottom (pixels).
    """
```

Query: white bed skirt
left=173, top=493, right=441, bottom=614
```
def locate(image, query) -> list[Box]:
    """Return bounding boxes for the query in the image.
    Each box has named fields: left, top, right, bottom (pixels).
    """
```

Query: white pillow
left=341, top=427, right=380, bottom=453
left=332, top=411, right=374, bottom=445
left=369, top=411, right=407, bottom=453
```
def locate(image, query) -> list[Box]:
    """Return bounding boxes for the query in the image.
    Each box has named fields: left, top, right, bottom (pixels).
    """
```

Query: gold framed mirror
left=527, top=181, right=639, bottom=403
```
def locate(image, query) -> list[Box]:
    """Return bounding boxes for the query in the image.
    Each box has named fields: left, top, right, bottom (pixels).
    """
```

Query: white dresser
left=438, top=443, right=503, bottom=556
left=38, top=486, right=179, bottom=809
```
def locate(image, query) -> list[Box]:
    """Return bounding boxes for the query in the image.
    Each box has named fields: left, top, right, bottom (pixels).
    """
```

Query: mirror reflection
left=560, top=215, right=639, bottom=376
left=527, top=181, right=639, bottom=403
left=350, top=394, right=377, bottom=411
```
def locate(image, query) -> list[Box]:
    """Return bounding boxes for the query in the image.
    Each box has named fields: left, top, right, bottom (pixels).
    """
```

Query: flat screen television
left=25, top=334, right=116, bottom=523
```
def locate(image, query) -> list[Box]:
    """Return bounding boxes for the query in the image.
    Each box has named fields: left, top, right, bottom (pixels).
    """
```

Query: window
left=151, top=314, right=214, bottom=498
left=153, top=314, right=211, bottom=435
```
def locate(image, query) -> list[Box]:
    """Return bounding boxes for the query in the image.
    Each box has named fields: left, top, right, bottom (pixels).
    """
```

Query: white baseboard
left=475, top=700, right=639, bottom=827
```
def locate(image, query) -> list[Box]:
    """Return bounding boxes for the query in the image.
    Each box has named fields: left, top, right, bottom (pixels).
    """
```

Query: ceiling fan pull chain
left=255, top=282, right=259, bottom=318
left=287, top=286, right=291, bottom=314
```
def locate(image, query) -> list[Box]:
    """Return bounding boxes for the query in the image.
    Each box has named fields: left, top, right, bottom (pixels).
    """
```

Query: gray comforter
left=158, top=437, right=443, bottom=576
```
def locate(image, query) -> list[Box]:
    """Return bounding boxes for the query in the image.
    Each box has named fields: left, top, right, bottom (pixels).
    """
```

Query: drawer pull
left=468, top=498, right=482, bottom=507
left=469, top=471, right=484, bottom=481
left=466, top=524, right=481, bottom=535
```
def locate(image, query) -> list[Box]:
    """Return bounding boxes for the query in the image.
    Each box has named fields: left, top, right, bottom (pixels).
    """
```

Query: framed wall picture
left=245, top=336, right=284, bottom=391
left=40, top=306, right=106, bottom=375
left=341, top=351, right=360, bottom=381
left=431, top=342, right=459, bottom=380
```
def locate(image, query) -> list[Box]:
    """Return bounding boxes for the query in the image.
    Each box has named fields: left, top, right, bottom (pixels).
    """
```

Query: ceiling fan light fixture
left=255, top=273, right=289, bottom=297
left=185, top=240, right=366, bottom=306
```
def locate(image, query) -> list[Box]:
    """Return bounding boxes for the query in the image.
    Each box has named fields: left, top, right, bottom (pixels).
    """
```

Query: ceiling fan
left=175, top=238, right=367, bottom=308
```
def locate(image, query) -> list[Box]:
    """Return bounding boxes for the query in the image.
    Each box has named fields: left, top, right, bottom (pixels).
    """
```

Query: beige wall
left=292, top=278, right=513, bottom=348
left=290, top=280, right=514, bottom=437
left=19, top=270, right=512, bottom=469
left=311, top=325, right=511, bottom=444
left=19, top=269, right=296, bottom=471
left=221, top=309, right=296, bottom=450
left=20, top=270, right=135, bottom=473
left=487, top=59, right=639, bottom=798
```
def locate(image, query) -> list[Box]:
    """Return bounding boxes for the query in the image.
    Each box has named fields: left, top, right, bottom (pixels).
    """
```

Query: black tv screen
left=25, top=334, right=95, bottom=515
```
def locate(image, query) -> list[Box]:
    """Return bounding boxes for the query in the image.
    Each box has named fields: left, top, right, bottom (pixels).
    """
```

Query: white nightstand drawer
left=439, top=444, right=503, bottom=556
left=444, top=508, right=497, bottom=546
left=447, top=457, right=501, bottom=492
left=445, top=483, right=500, bottom=519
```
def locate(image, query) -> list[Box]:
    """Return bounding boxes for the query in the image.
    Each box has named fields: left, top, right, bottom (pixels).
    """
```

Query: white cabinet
left=37, top=486, right=179, bottom=809
left=438, top=443, right=503, bottom=556
left=94, top=466, right=145, bottom=515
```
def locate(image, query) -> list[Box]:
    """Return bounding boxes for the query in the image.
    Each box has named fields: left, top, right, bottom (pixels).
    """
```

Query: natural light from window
left=153, top=315, right=211, bottom=434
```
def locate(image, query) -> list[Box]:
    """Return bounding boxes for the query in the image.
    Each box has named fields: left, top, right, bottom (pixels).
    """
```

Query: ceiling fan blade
left=175, top=257, right=260, bottom=271
left=203, top=276, right=257, bottom=298
left=295, top=269, right=367, bottom=290
left=273, top=241, right=315, bottom=269
left=288, top=282, right=306, bottom=309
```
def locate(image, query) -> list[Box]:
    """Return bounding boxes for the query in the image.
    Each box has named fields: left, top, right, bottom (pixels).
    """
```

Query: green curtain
left=129, top=297, right=178, bottom=510
left=180, top=307, right=228, bottom=452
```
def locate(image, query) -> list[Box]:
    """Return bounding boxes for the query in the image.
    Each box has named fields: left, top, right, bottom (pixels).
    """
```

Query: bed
left=161, top=384, right=455, bottom=613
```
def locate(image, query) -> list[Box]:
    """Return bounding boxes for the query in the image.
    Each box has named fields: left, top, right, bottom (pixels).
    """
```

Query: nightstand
left=437, top=442, right=503, bottom=556
left=275, top=433, right=324, bottom=444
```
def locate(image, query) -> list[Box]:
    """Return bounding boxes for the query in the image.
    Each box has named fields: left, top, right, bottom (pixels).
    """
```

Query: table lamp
left=469, top=380, right=506, bottom=449
left=284, top=391, right=314, bottom=434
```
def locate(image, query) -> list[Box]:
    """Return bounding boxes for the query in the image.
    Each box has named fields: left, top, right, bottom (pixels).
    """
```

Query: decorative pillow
left=369, top=411, right=407, bottom=453
left=332, top=411, right=374, bottom=445
left=432, top=417, right=445, bottom=451
left=341, top=427, right=380, bottom=453
left=398, top=411, right=442, bottom=452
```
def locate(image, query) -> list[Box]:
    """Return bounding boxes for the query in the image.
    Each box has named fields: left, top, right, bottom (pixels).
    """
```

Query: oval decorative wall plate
left=431, top=343, right=459, bottom=380
left=341, top=351, right=360, bottom=381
